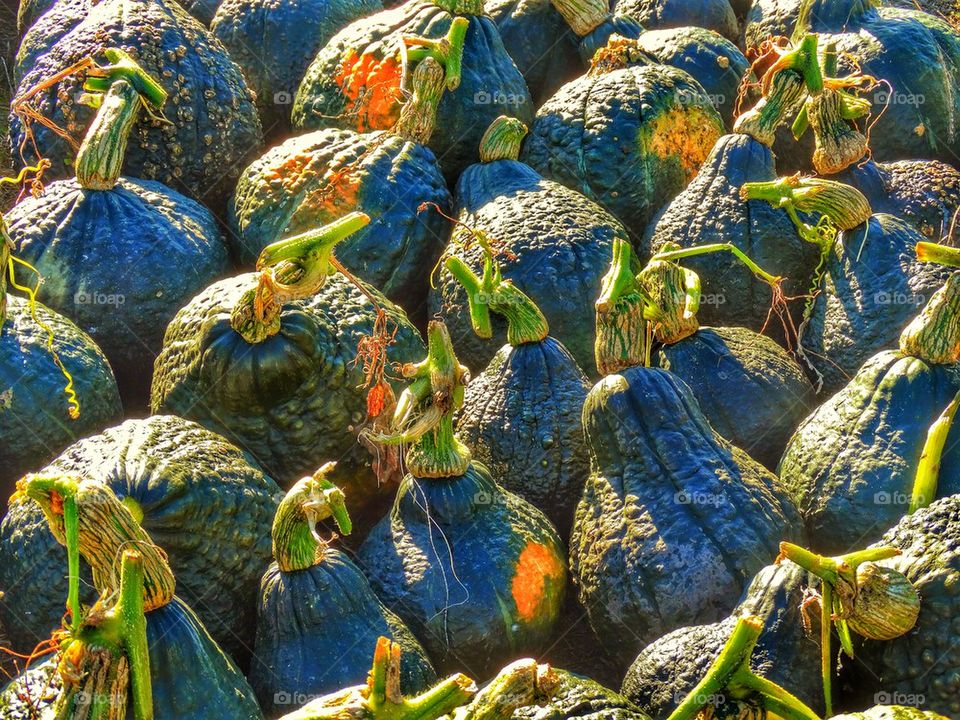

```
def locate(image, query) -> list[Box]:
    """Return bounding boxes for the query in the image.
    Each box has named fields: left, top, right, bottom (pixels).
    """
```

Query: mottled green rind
left=658, top=326, right=815, bottom=470
left=358, top=462, right=566, bottom=678
left=833, top=706, right=951, bottom=720
left=456, top=337, right=590, bottom=536
left=5, top=176, right=230, bottom=403
left=151, top=272, right=424, bottom=486
left=0, top=415, right=280, bottom=662
left=570, top=367, right=803, bottom=668
left=520, top=63, right=724, bottom=242
left=778, top=350, right=960, bottom=554
left=250, top=549, right=435, bottom=716
left=616, top=0, right=738, bottom=41
left=431, top=159, right=624, bottom=377
left=11, top=0, right=262, bottom=210
left=0, top=296, right=121, bottom=496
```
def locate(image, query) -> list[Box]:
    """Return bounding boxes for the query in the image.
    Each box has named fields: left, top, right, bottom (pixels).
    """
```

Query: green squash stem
left=666, top=616, right=820, bottom=720
left=808, top=89, right=869, bottom=175
left=404, top=17, right=470, bottom=92
left=741, top=176, right=872, bottom=234
left=273, top=462, right=353, bottom=573
left=899, top=272, right=960, bottom=364
left=83, top=48, right=167, bottom=111
left=478, top=116, right=528, bottom=163
left=1, top=216, right=11, bottom=324
left=393, top=57, right=446, bottom=145
left=588, top=36, right=658, bottom=76
left=456, top=659, right=559, bottom=719
left=595, top=237, right=650, bottom=375
left=230, top=212, right=370, bottom=344
left=549, top=0, right=609, bottom=36
left=911, top=389, right=960, bottom=513
left=917, top=240, right=960, bottom=267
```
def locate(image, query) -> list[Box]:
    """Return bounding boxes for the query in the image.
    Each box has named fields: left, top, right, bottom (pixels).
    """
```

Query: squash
left=571, top=245, right=803, bottom=668
left=443, top=230, right=590, bottom=535
left=358, top=321, right=567, bottom=677
left=622, top=562, right=825, bottom=718
left=0, top=216, right=121, bottom=498
left=11, top=0, right=262, bottom=210
left=5, top=55, right=231, bottom=404
left=229, top=58, right=452, bottom=324
left=251, top=465, right=435, bottom=715
left=17, top=0, right=224, bottom=34
left=150, top=214, right=425, bottom=513
left=779, top=274, right=960, bottom=554
left=614, top=0, right=738, bottom=41
left=0, top=414, right=281, bottom=664
left=744, top=0, right=960, bottom=166
left=520, top=33, right=724, bottom=242
left=292, top=0, right=533, bottom=179
left=833, top=709, right=951, bottom=720
left=210, top=0, right=381, bottom=137
left=430, top=116, right=626, bottom=376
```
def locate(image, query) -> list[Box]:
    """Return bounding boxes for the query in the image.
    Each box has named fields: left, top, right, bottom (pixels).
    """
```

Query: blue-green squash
left=17, top=0, right=224, bottom=35
left=615, top=0, right=738, bottom=41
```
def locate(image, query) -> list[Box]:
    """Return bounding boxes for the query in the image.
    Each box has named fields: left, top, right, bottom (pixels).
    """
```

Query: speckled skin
left=616, top=0, right=739, bottom=41
left=622, top=563, right=824, bottom=717
left=455, top=337, right=590, bottom=536
left=250, top=548, right=436, bottom=716
left=520, top=63, right=724, bottom=243
left=570, top=368, right=802, bottom=668
left=846, top=496, right=960, bottom=718
left=647, top=133, right=822, bottom=333
left=658, top=326, right=816, bottom=470
left=745, top=0, right=960, bottom=166
left=358, top=462, right=567, bottom=678
left=801, top=214, right=953, bottom=396
left=778, top=350, right=960, bottom=554
left=5, top=177, right=230, bottom=404
left=0, top=415, right=281, bottom=663
left=430, top=159, right=625, bottom=377
left=211, top=0, right=382, bottom=137
left=292, top=0, right=533, bottom=179
left=17, top=0, right=223, bottom=34
left=229, top=127, right=451, bottom=323
left=0, top=597, right=264, bottom=719
left=0, top=296, right=121, bottom=496
left=11, top=0, right=262, bottom=210
left=151, top=272, right=424, bottom=488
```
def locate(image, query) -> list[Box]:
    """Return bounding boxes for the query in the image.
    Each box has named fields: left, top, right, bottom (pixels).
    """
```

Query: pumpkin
left=292, top=0, right=533, bottom=179
left=571, top=245, right=803, bottom=667
left=0, top=414, right=280, bottom=663
left=210, top=0, right=382, bottom=137
left=5, top=56, right=231, bottom=404
left=614, top=0, right=739, bottom=41
left=0, top=218, right=121, bottom=497
left=430, top=116, right=626, bottom=376
left=622, top=562, right=825, bottom=717
left=250, top=465, right=435, bottom=716
left=150, top=214, right=425, bottom=515
left=11, top=0, right=262, bottom=210
left=17, top=0, right=224, bottom=34
left=229, top=58, right=452, bottom=324
left=442, top=229, right=590, bottom=535
left=779, top=276, right=960, bottom=554
left=520, top=34, right=724, bottom=242
left=358, top=321, right=567, bottom=678
left=744, top=0, right=960, bottom=167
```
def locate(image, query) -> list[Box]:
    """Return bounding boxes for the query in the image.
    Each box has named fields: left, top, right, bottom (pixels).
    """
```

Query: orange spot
left=50, top=491, right=64, bottom=516
left=335, top=49, right=404, bottom=132
left=511, top=541, right=564, bottom=623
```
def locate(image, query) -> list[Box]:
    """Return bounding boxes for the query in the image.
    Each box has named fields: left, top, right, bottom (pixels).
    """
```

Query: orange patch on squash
left=335, top=49, right=404, bottom=132
left=511, top=541, right=564, bottom=623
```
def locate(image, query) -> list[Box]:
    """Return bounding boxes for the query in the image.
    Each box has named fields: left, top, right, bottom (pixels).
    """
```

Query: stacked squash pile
left=3, top=0, right=960, bottom=718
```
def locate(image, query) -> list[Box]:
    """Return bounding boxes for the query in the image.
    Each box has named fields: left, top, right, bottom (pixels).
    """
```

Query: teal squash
left=17, top=0, right=224, bottom=34
left=358, top=322, right=567, bottom=678
left=615, top=0, right=738, bottom=41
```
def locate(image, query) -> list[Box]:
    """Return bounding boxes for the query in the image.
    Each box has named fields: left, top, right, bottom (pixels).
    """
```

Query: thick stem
left=75, top=79, right=141, bottom=190
left=431, top=0, right=484, bottom=15
left=911, top=390, right=960, bottom=512
left=393, top=57, right=445, bottom=144
left=637, top=247, right=700, bottom=346
left=83, top=48, right=167, bottom=110
left=917, top=241, right=960, bottom=267
left=460, top=659, right=559, bottom=720
left=404, top=18, right=469, bottom=92
left=820, top=581, right=833, bottom=716
left=741, top=176, right=871, bottom=232
left=478, top=116, right=527, bottom=163
left=550, top=0, right=609, bottom=36
left=809, top=89, right=867, bottom=175
left=64, top=487, right=81, bottom=633
left=650, top=242, right=783, bottom=287
left=733, top=68, right=808, bottom=146
left=114, top=550, right=152, bottom=720
left=732, top=667, right=820, bottom=720
left=595, top=238, right=648, bottom=374
left=588, top=35, right=657, bottom=76
left=899, top=273, right=960, bottom=365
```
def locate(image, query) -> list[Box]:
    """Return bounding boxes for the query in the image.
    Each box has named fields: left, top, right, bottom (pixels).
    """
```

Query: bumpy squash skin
left=846, top=496, right=960, bottom=718
left=433, top=159, right=625, bottom=376
left=647, top=133, right=821, bottom=333
left=292, top=0, right=533, bottom=179
left=0, top=296, right=121, bottom=496
left=571, top=368, right=802, bottom=668
left=17, top=0, right=222, bottom=36
left=151, top=273, right=423, bottom=490
left=0, top=415, right=281, bottom=662
left=455, top=337, right=590, bottom=536
left=251, top=549, right=436, bottom=716
left=506, top=669, right=651, bottom=719
left=5, top=177, right=230, bottom=404
left=229, top=128, right=451, bottom=322
left=615, top=0, right=738, bottom=41
left=211, top=0, right=382, bottom=137
left=358, top=462, right=567, bottom=678
left=745, top=0, right=960, bottom=166
left=520, top=64, right=724, bottom=242
left=778, top=350, right=960, bottom=555
left=801, top=214, right=953, bottom=396
left=834, top=709, right=951, bottom=720
left=658, top=326, right=815, bottom=470
left=11, top=0, right=262, bottom=210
